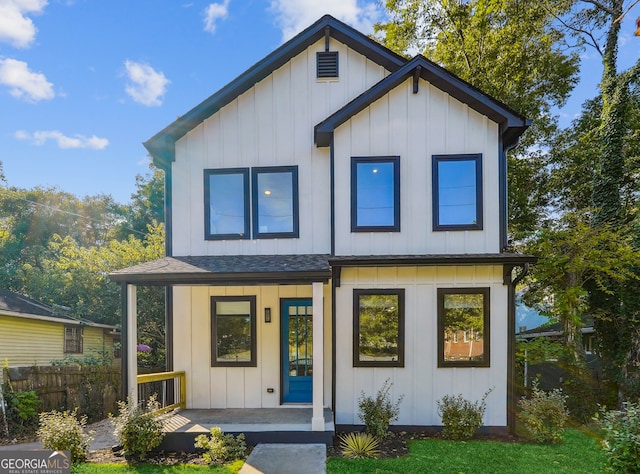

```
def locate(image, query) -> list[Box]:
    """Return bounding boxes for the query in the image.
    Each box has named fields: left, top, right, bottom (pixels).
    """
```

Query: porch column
left=127, top=284, right=138, bottom=404
left=311, top=281, right=325, bottom=431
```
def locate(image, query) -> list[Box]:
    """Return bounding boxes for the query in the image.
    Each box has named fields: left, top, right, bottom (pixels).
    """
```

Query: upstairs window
left=64, top=326, right=83, bottom=354
left=351, top=157, right=400, bottom=232
left=432, top=154, right=483, bottom=231
left=252, top=166, right=299, bottom=239
left=204, top=168, right=250, bottom=240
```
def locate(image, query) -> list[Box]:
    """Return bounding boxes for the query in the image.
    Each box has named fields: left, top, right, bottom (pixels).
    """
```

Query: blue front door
left=281, top=299, right=313, bottom=403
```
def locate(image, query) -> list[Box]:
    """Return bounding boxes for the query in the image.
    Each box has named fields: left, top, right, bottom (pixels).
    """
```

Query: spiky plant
left=339, top=432, right=381, bottom=459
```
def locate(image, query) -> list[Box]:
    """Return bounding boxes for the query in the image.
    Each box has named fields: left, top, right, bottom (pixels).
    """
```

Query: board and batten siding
left=171, top=39, right=391, bottom=257
left=334, top=265, right=508, bottom=427
left=333, top=77, right=501, bottom=256
left=172, top=284, right=332, bottom=409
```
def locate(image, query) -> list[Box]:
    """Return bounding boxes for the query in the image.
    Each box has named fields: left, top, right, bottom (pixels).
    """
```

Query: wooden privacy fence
left=2, top=365, right=121, bottom=422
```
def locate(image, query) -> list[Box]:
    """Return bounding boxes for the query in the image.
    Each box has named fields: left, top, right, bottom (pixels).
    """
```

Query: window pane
left=215, top=314, right=252, bottom=362
left=437, top=159, right=477, bottom=226
left=256, top=171, right=293, bottom=233
left=208, top=172, right=246, bottom=236
left=358, top=294, right=399, bottom=362
left=355, top=161, right=396, bottom=227
left=442, top=293, right=485, bottom=362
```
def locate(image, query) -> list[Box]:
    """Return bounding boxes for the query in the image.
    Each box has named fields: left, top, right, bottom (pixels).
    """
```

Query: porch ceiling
left=108, top=254, right=332, bottom=285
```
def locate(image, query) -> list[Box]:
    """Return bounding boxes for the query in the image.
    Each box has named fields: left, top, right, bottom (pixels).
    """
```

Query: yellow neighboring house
left=0, top=289, right=120, bottom=369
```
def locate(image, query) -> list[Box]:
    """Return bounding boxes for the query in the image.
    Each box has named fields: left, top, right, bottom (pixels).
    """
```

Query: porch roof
left=110, top=252, right=535, bottom=286
left=109, top=254, right=332, bottom=285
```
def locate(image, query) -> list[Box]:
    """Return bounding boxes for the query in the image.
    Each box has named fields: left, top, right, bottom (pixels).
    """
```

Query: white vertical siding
left=334, top=265, right=508, bottom=427
left=173, top=284, right=332, bottom=409
left=172, top=39, right=389, bottom=257
left=334, top=77, right=501, bottom=256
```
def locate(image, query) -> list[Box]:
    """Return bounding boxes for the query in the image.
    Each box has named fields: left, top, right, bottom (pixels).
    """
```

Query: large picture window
left=211, top=296, right=256, bottom=367
left=353, top=289, right=405, bottom=367
left=64, top=326, right=83, bottom=353
left=351, top=157, right=400, bottom=232
left=204, top=168, right=250, bottom=240
left=432, top=154, right=483, bottom=230
left=437, top=288, right=490, bottom=367
left=251, top=166, right=299, bottom=239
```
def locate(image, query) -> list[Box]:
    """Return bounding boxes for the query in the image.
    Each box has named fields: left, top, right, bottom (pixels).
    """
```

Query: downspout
left=505, top=263, right=529, bottom=433
left=163, top=165, right=174, bottom=372
left=330, top=135, right=337, bottom=421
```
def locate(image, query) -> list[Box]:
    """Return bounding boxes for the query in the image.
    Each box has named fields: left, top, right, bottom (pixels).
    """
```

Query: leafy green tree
left=116, top=166, right=164, bottom=238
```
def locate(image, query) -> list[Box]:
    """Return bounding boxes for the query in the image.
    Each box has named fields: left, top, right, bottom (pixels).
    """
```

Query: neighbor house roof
left=143, top=15, right=406, bottom=169
left=0, top=289, right=118, bottom=330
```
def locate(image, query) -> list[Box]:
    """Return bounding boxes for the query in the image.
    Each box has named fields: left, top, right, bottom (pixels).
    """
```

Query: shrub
left=358, top=379, right=404, bottom=438
left=595, top=401, right=640, bottom=473
left=110, top=395, right=165, bottom=460
left=437, top=389, right=492, bottom=440
left=37, top=409, right=91, bottom=463
left=194, top=426, right=247, bottom=464
left=1, top=384, right=40, bottom=435
left=518, top=383, right=568, bottom=444
left=339, top=432, right=380, bottom=459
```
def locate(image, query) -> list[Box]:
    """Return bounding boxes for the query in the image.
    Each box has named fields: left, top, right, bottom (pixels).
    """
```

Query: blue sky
left=0, top=1, right=638, bottom=204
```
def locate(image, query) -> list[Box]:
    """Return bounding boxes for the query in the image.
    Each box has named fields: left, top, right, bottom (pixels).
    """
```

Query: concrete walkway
left=239, top=443, right=326, bottom=474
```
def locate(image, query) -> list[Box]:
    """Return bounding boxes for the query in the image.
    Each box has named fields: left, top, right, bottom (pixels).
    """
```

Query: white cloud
left=203, top=0, right=229, bottom=33
left=270, top=0, right=381, bottom=41
left=15, top=129, right=109, bottom=149
left=123, top=60, right=170, bottom=107
left=0, top=58, right=54, bottom=102
left=0, top=0, right=47, bottom=48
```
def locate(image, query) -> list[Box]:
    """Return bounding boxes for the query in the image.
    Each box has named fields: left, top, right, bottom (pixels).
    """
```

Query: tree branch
left=580, top=0, right=616, bottom=15
left=545, top=5, right=604, bottom=57
left=614, top=0, right=640, bottom=23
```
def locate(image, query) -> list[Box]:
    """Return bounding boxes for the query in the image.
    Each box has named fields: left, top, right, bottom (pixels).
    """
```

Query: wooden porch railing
left=136, top=370, right=186, bottom=414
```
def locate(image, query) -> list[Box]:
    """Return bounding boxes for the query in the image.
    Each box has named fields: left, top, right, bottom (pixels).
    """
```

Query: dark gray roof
left=110, top=254, right=333, bottom=285
left=0, top=289, right=57, bottom=318
left=110, top=253, right=535, bottom=285
left=315, top=55, right=530, bottom=149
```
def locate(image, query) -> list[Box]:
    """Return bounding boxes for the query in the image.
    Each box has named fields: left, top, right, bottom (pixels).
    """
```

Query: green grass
left=327, top=429, right=606, bottom=474
left=71, top=460, right=244, bottom=474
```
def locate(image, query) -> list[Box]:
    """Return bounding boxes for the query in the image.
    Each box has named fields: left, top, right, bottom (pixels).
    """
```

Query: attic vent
left=317, top=51, right=339, bottom=78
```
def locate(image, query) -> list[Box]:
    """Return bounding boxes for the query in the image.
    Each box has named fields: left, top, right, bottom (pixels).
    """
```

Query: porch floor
left=160, top=408, right=335, bottom=450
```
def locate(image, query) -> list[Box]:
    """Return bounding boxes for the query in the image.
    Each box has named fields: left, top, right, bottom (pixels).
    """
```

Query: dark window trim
left=64, top=326, right=83, bottom=354
left=204, top=168, right=250, bottom=240
left=351, top=156, right=401, bottom=232
left=432, top=154, right=483, bottom=231
left=353, top=288, right=405, bottom=367
left=211, top=296, right=257, bottom=367
left=437, top=287, right=490, bottom=368
left=251, top=166, right=299, bottom=239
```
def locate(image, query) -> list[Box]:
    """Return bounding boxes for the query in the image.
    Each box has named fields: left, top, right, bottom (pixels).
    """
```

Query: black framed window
left=252, top=166, right=299, bottom=239
left=432, top=154, right=482, bottom=230
left=351, top=157, right=400, bottom=232
left=204, top=168, right=250, bottom=240
left=353, top=289, right=405, bottom=367
left=64, top=326, right=83, bottom=354
left=211, top=296, right=256, bottom=367
left=437, top=288, right=490, bottom=367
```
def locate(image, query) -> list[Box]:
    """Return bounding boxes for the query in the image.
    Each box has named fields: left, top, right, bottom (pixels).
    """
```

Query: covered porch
left=110, top=254, right=334, bottom=446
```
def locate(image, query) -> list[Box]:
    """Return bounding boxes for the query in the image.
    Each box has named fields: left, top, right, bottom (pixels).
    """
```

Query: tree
left=375, top=0, right=580, bottom=239
left=116, top=166, right=165, bottom=239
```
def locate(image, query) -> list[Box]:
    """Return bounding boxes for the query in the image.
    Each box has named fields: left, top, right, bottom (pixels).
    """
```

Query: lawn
left=71, top=460, right=244, bottom=474
left=327, top=429, right=606, bottom=474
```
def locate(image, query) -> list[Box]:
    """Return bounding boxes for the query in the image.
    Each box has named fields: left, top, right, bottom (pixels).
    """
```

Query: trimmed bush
left=437, top=389, right=492, bottom=440
left=358, top=379, right=404, bottom=438
left=37, top=409, right=91, bottom=463
left=339, top=432, right=381, bottom=459
left=596, top=401, right=640, bottom=473
left=518, top=383, right=568, bottom=444
left=110, top=395, right=165, bottom=460
left=194, top=426, right=247, bottom=464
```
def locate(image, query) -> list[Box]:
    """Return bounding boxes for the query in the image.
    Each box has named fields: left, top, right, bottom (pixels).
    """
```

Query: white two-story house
left=111, top=15, right=534, bottom=443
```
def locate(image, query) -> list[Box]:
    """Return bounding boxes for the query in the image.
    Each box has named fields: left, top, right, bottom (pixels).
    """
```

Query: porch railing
left=136, top=371, right=186, bottom=414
